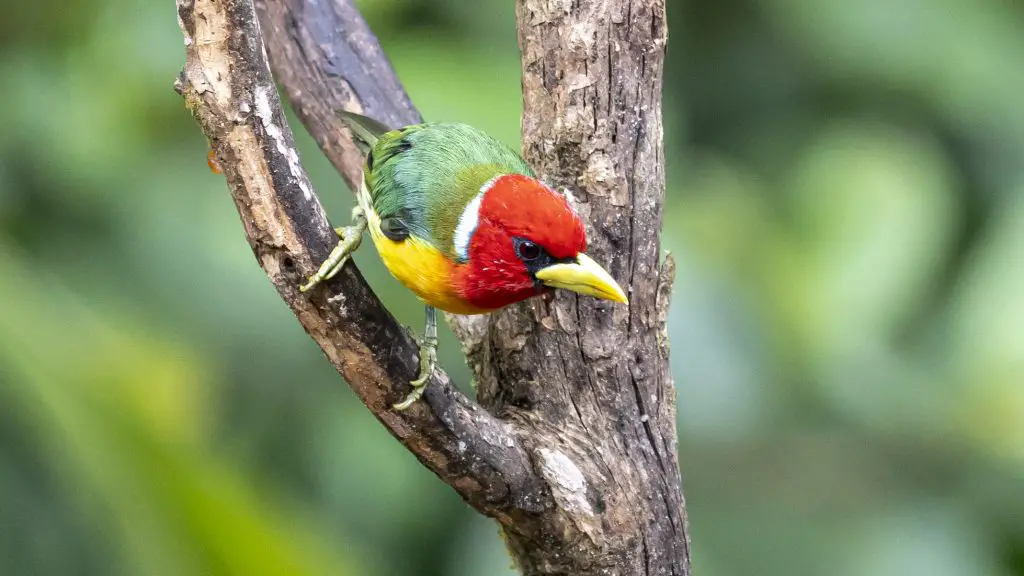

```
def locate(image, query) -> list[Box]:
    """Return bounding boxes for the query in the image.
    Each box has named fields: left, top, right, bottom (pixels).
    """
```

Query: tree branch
left=176, top=0, right=690, bottom=573
left=174, top=0, right=542, bottom=519
left=253, top=0, right=492, bottom=370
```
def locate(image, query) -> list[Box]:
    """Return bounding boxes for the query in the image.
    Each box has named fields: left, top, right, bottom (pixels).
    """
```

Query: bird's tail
left=337, top=109, right=392, bottom=217
left=336, top=109, right=393, bottom=155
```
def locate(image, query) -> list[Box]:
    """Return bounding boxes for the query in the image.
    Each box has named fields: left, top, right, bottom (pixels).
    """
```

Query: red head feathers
left=453, top=174, right=589, bottom=310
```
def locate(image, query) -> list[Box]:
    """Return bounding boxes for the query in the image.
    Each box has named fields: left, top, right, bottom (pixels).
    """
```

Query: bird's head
left=453, top=174, right=628, bottom=311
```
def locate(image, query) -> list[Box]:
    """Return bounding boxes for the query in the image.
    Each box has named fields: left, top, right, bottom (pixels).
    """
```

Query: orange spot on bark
left=207, top=148, right=222, bottom=174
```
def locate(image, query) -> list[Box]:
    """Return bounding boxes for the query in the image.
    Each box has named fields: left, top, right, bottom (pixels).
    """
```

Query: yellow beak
left=535, top=252, right=629, bottom=304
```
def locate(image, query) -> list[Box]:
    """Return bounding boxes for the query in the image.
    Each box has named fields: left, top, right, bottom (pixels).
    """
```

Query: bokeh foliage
left=0, top=0, right=1022, bottom=574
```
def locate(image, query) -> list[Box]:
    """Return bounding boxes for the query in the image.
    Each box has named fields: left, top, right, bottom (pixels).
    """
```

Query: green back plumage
left=337, top=110, right=534, bottom=259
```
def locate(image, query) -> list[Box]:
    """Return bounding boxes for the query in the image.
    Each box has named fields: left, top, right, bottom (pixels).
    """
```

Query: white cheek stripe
left=454, top=175, right=502, bottom=261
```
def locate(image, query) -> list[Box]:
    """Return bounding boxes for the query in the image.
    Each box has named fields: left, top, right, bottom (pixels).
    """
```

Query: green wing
left=338, top=110, right=534, bottom=259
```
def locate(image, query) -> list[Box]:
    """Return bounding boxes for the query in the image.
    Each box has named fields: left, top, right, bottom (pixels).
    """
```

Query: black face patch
left=512, top=237, right=576, bottom=280
left=380, top=217, right=410, bottom=241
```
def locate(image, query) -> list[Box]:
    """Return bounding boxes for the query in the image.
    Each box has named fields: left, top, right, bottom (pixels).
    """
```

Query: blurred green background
left=1, top=0, right=1022, bottom=574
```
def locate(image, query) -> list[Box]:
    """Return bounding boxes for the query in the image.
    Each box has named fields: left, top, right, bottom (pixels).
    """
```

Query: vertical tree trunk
left=463, top=1, right=688, bottom=574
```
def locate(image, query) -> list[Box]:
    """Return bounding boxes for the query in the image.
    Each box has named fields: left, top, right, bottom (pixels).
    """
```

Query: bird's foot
left=393, top=306, right=439, bottom=411
left=299, top=208, right=366, bottom=293
left=393, top=335, right=437, bottom=411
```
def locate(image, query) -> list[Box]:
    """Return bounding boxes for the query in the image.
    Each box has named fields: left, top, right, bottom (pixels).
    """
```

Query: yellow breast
left=365, top=208, right=489, bottom=315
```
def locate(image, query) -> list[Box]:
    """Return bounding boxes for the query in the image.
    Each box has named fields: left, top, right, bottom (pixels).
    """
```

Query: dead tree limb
left=252, top=0, right=492, bottom=367
left=175, top=0, right=689, bottom=573
left=174, top=0, right=542, bottom=519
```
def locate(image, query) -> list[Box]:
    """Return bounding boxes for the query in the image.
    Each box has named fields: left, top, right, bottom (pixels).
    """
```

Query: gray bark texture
left=175, top=0, right=689, bottom=574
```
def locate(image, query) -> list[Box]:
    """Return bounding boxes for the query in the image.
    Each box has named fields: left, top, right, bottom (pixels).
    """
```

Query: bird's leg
left=299, top=207, right=367, bottom=293
left=393, top=305, right=438, bottom=411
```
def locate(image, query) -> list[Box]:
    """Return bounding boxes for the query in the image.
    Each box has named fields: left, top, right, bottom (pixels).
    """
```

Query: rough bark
left=175, top=0, right=688, bottom=574
left=174, top=0, right=542, bottom=520
left=485, top=1, right=688, bottom=573
left=252, top=0, right=491, bottom=367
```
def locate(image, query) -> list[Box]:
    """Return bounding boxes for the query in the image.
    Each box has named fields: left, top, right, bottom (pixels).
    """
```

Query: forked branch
left=175, top=0, right=689, bottom=573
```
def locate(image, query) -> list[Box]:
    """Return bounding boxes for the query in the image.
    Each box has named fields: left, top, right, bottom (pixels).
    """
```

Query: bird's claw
left=393, top=336, right=437, bottom=411
left=300, top=209, right=366, bottom=293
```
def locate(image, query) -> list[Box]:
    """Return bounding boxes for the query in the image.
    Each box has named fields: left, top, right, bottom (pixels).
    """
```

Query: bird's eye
left=515, top=239, right=542, bottom=261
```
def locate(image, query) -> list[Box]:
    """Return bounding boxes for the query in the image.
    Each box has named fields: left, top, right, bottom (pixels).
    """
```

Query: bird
left=300, top=110, right=628, bottom=410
